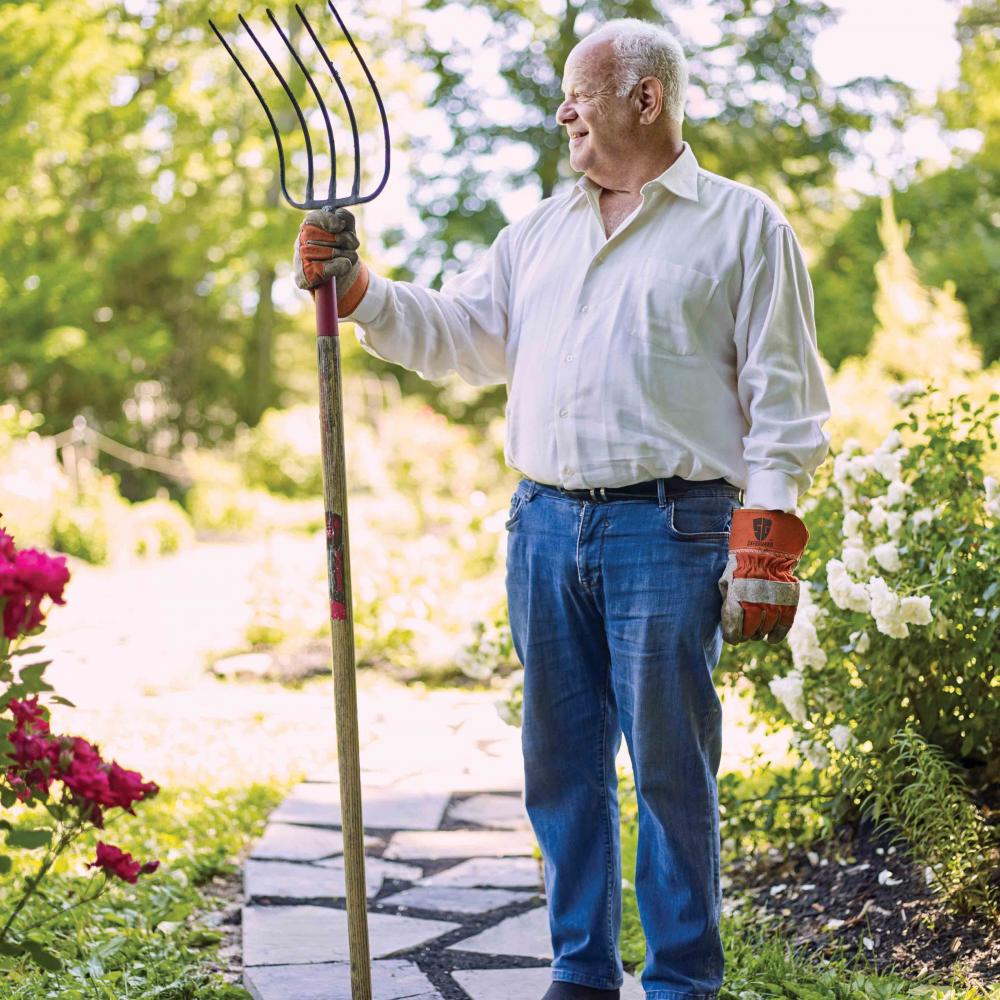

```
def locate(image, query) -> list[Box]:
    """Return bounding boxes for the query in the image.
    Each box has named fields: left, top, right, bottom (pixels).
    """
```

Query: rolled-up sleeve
left=735, top=223, right=832, bottom=513
left=348, top=226, right=512, bottom=387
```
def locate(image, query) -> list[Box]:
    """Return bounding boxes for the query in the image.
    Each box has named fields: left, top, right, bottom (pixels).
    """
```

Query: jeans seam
left=602, top=664, right=616, bottom=979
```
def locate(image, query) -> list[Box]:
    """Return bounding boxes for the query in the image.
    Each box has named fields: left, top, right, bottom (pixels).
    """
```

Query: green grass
left=617, top=769, right=997, bottom=1000
left=0, top=778, right=297, bottom=998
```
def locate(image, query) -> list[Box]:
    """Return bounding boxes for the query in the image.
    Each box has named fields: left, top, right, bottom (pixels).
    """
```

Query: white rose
left=803, top=740, right=830, bottom=770
left=843, top=544, right=869, bottom=575
left=868, top=576, right=899, bottom=620
left=877, top=430, right=903, bottom=453
left=985, top=476, right=1000, bottom=519
left=872, top=451, right=902, bottom=482
left=911, top=508, right=934, bottom=529
left=868, top=501, right=889, bottom=531
left=886, top=511, right=906, bottom=539
left=843, top=509, right=865, bottom=540
left=769, top=671, right=807, bottom=724
left=900, top=594, right=933, bottom=625
left=830, top=724, right=854, bottom=751
left=827, top=560, right=871, bottom=613
left=885, top=480, right=911, bottom=507
left=888, top=379, right=926, bottom=406
left=873, top=542, right=902, bottom=572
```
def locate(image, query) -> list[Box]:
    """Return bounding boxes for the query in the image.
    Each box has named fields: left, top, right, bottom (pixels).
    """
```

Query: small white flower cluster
left=768, top=670, right=807, bottom=724
left=828, top=559, right=933, bottom=638
left=787, top=580, right=827, bottom=672
left=791, top=731, right=830, bottom=770
left=985, top=476, right=1000, bottom=520
left=830, top=724, right=855, bottom=751
left=887, top=379, right=926, bottom=406
left=827, top=427, right=936, bottom=638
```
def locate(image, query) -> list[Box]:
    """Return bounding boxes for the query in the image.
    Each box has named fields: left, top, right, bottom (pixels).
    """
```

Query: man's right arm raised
left=294, top=208, right=511, bottom=388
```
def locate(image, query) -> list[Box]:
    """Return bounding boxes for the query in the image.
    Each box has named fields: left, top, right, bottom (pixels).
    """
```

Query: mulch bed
left=725, top=779, right=1000, bottom=991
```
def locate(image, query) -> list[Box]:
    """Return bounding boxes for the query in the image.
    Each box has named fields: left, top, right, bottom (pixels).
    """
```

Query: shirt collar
left=574, top=140, right=700, bottom=203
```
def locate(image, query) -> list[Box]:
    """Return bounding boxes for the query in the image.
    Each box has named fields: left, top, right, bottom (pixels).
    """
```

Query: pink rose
left=0, top=543, right=70, bottom=639
left=87, top=842, right=160, bottom=884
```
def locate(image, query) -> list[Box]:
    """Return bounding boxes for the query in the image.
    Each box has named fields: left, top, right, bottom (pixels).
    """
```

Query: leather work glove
left=292, top=207, right=370, bottom=316
left=718, top=508, right=809, bottom=645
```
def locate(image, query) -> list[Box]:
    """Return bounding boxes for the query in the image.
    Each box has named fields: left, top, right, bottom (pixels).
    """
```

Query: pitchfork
left=209, top=5, right=390, bottom=997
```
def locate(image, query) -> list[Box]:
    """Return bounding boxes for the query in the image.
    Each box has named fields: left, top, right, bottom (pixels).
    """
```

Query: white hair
left=587, top=18, right=688, bottom=124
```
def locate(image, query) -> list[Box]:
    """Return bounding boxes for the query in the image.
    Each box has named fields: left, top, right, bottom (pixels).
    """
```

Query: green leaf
left=22, top=936, right=63, bottom=971
left=0, top=854, right=11, bottom=873
left=0, top=941, right=23, bottom=957
left=48, top=694, right=77, bottom=707
left=18, top=661, right=53, bottom=685
left=6, top=826, right=53, bottom=848
left=185, top=927, right=224, bottom=947
left=7, top=645, right=45, bottom=657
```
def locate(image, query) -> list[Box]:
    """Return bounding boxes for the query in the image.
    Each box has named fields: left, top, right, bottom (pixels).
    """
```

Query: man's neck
left=591, top=139, right=685, bottom=198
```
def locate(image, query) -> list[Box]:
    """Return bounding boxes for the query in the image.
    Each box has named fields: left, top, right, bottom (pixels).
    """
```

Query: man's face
left=556, top=39, right=636, bottom=184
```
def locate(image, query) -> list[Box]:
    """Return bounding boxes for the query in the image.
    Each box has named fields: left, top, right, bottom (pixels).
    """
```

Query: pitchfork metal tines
left=208, top=2, right=390, bottom=211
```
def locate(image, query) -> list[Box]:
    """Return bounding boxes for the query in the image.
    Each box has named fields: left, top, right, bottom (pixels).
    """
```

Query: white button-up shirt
left=350, top=140, right=832, bottom=513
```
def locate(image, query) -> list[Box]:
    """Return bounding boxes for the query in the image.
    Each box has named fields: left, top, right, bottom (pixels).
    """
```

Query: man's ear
left=636, top=76, right=663, bottom=125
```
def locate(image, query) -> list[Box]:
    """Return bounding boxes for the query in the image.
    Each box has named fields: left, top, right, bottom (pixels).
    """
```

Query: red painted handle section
left=315, top=280, right=340, bottom=338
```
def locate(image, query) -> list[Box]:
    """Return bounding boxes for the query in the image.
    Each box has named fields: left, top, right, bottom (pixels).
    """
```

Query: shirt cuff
left=744, top=470, right=798, bottom=513
left=348, top=270, right=389, bottom=324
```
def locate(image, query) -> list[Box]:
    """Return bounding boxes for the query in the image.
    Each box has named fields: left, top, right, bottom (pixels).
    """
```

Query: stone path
left=241, top=696, right=649, bottom=1000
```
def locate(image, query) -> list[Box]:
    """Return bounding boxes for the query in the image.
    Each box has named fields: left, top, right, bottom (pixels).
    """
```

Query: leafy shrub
left=722, top=384, right=999, bottom=913
left=130, top=497, right=195, bottom=556
left=238, top=407, right=324, bottom=499
left=49, top=472, right=130, bottom=565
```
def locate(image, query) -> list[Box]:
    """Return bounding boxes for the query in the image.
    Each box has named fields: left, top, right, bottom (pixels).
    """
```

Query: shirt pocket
left=626, top=258, right=719, bottom=357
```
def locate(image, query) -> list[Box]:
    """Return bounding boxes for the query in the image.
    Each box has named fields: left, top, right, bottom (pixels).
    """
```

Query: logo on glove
left=753, top=517, right=773, bottom=541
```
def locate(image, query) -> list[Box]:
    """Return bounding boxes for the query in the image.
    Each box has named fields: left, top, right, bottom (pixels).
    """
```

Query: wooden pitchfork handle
left=315, top=278, right=373, bottom=999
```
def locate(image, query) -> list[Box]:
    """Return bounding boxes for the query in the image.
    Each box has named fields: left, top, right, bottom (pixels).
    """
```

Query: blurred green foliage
left=0, top=0, right=995, bottom=481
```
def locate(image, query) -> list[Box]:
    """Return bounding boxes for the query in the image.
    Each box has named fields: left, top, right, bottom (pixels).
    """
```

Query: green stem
left=0, top=822, right=79, bottom=944
left=16, top=872, right=106, bottom=936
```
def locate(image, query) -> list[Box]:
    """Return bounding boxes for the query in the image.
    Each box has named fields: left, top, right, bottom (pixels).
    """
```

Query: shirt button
left=565, top=354, right=573, bottom=362
left=559, top=408, right=569, bottom=417
left=580, top=305, right=589, bottom=313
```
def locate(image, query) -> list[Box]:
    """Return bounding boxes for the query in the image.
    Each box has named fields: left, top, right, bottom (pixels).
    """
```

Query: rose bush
left=0, top=517, right=161, bottom=969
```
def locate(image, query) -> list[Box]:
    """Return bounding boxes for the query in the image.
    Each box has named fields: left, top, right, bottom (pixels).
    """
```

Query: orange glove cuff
left=729, top=508, right=809, bottom=557
left=338, top=260, right=369, bottom=317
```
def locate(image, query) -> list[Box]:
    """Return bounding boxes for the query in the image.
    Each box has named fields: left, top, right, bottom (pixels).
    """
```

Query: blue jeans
left=505, top=477, right=742, bottom=1000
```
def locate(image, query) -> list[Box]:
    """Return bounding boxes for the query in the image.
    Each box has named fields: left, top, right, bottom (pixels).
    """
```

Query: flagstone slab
left=383, top=828, right=536, bottom=861
left=242, top=905, right=459, bottom=966
left=313, top=854, right=424, bottom=884
left=245, top=959, right=441, bottom=1000
left=447, top=904, right=551, bottom=959
left=451, top=966, right=646, bottom=1000
left=271, top=781, right=450, bottom=831
left=378, top=885, right=535, bottom=914
left=305, top=765, right=411, bottom=788
left=448, top=793, right=531, bottom=830
left=244, top=860, right=385, bottom=901
left=249, top=822, right=381, bottom=862
left=418, top=856, right=542, bottom=890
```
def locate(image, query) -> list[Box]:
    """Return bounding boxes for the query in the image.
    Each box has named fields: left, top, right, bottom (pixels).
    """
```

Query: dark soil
left=725, top=780, right=1000, bottom=991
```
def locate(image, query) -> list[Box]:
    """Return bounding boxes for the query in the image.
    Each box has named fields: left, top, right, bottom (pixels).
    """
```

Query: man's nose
left=556, top=100, right=575, bottom=125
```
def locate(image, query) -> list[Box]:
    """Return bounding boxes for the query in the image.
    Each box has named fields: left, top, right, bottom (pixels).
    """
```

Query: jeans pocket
left=667, top=493, right=738, bottom=541
left=505, top=490, right=527, bottom=530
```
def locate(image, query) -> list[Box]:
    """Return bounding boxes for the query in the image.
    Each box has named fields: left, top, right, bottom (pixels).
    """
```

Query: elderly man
left=294, top=17, right=830, bottom=1000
